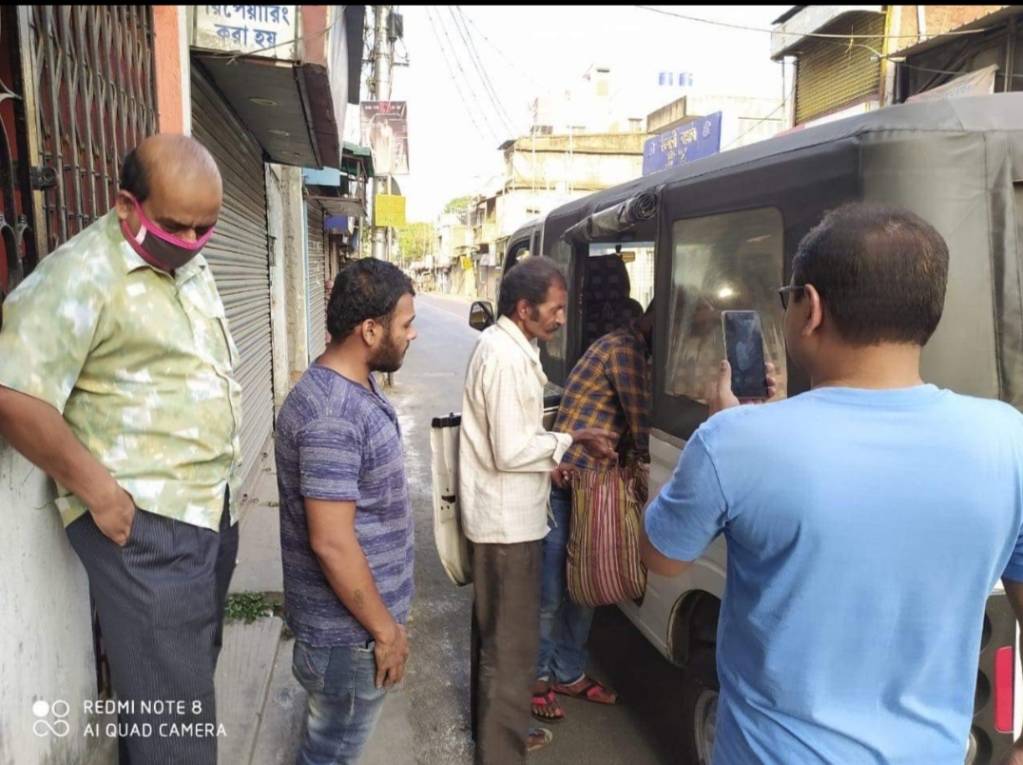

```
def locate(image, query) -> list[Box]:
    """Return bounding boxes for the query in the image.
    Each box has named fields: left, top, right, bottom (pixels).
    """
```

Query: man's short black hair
left=497, top=256, right=567, bottom=318
left=792, top=202, right=949, bottom=346
left=119, top=149, right=150, bottom=202
left=327, top=258, right=415, bottom=342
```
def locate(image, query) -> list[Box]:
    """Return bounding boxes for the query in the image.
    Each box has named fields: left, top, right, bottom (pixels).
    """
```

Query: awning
left=302, top=138, right=374, bottom=220
left=190, top=5, right=366, bottom=169
left=342, top=142, right=374, bottom=179
left=303, top=165, right=366, bottom=219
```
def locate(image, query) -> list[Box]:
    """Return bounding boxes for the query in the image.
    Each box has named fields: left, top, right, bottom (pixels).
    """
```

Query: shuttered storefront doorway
left=192, top=69, right=274, bottom=490
left=793, top=11, right=885, bottom=124
left=306, top=201, right=327, bottom=358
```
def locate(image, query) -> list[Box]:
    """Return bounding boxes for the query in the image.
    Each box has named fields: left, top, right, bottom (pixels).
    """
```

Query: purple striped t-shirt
left=275, top=364, right=414, bottom=646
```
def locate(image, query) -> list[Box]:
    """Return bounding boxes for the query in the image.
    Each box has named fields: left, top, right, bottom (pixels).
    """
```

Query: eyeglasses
left=777, top=285, right=805, bottom=310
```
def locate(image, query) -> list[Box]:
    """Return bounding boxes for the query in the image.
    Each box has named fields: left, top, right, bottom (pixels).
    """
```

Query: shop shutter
left=794, top=12, right=885, bottom=125
left=306, top=201, right=327, bottom=357
left=191, top=69, right=274, bottom=489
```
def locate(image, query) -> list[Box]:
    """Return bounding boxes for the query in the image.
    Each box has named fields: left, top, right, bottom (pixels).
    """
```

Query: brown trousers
left=470, top=540, right=543, bottom=765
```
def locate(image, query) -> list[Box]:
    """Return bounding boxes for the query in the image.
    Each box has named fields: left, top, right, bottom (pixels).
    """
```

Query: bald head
left=116, top=134, right=223, bottom=248
left=120, top=134, right=221, bottom=202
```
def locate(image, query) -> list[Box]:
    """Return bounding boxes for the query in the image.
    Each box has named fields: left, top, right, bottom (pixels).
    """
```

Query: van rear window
left=667, top=208, right=788, bottom=402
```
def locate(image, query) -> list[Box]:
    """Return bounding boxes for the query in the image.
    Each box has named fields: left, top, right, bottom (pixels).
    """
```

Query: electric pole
left=370, top=5, right=394, bottom=262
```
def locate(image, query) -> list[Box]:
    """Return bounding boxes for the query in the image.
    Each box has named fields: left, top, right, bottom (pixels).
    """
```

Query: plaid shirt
left=554, top=327, right=651, bottom=471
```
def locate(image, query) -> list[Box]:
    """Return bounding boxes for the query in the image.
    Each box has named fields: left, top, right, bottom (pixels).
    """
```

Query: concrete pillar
left=265, top=165, right=291, bottom=416
left=153, top=5, right=191, bottom=135
left=279, top=166, right=310, bottom=388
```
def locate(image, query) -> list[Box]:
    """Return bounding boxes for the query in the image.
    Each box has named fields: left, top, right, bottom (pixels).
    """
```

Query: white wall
left=496, top=188, right=591, bottom=241
left=507, top=150, right=642, bottom=195
left=685, top=94, right=785, bottom=151
left=0, top=448, right=115, bottom=763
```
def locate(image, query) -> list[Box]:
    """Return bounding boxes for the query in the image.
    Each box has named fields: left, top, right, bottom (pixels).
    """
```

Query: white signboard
left=907, top=64, right=998, bottom=103
left=193, top=5, right=298, bottom=59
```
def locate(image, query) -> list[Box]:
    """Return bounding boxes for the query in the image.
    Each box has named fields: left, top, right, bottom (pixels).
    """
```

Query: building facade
left=772, top=5, right=1023, bottom=129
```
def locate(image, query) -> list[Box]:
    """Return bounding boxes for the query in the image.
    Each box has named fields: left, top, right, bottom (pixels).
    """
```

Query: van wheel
left=680, top=648, right=719, bottom=765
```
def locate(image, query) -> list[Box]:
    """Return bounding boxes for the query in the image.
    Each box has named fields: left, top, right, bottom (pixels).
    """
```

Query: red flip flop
left=552, top=676, right=619, bottom=705
left=531, top=688, right=566, bottom=723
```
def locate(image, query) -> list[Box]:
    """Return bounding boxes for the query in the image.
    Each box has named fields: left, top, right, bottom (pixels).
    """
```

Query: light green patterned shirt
left=0, top=211, right=243, bottom=530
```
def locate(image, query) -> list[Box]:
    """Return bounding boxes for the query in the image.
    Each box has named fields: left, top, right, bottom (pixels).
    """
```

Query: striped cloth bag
left=565, top=466, right=647, bottom=607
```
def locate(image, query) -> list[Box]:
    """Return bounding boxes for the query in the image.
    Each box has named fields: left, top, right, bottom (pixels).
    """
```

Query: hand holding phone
left=707, top=310, right=777, bottom=415
left=721, top=310, right=768, bottom=399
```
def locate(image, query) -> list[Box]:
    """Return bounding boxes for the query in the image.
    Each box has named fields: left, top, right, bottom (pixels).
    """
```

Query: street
left=381, top=293, right=689, bottom=764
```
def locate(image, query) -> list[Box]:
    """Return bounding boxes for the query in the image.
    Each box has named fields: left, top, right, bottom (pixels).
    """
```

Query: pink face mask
left=120, top=195, right=215, bottom=272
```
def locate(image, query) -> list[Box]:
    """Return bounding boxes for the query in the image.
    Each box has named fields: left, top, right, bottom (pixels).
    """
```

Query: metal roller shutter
left=191, top=69, right=274, bottom=489
left=794, top=12, right=885, bottom=125
left=306, top=202, right=327, bottom=357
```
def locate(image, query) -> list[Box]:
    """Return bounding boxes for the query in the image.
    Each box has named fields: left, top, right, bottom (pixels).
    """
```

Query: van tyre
left=680, top=647, right=719, bottom=765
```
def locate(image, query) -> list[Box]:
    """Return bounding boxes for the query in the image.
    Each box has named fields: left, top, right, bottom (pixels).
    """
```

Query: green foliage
left=443, top=195, right=473, bottom=214
left=397, top=221, right=435, bottom=265
left=224, top=592, right=283, bottom=624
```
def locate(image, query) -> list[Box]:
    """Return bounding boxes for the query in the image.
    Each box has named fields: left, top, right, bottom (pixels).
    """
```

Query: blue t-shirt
left=645, top=385, right=1023, bottom=764
left=275, top=364, right=414, bottom=646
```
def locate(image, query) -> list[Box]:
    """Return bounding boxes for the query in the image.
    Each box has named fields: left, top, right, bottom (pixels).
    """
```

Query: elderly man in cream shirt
left=460, top=256, right=615, bottom=763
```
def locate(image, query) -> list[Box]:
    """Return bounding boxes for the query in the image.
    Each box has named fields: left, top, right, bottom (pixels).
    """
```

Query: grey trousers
left=66, top=497, right=238, bottom=765
left=470, top=540, right=543, bottom=765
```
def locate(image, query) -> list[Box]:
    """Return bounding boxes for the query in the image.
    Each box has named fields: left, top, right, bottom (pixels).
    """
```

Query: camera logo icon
left=32, top=700, right=71, bottom=738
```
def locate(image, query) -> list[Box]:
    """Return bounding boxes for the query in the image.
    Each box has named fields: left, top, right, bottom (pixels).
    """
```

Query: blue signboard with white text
left=642, top=111, right=723, bottom=176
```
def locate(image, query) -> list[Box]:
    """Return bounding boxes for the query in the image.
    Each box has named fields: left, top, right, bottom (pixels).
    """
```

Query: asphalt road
left=382, top=294, right=688, bottom=765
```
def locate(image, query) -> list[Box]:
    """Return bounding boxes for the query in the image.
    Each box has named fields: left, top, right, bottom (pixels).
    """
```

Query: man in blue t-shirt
left=641, top=203, right=1023, bottom=764
left=275, top=258, right=417, bottom=764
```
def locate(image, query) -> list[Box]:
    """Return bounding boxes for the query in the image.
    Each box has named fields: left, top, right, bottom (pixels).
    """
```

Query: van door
left=430, top=401, right=561, bottom=588
left=430, top=412, right=471, bottom=586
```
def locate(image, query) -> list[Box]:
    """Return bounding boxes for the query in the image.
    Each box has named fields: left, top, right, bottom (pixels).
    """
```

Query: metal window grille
left=0, top=7, right=35, bottom=301
left=22, top=5, right=157, bottom=256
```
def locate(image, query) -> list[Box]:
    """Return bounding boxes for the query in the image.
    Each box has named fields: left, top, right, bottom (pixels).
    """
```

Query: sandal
left=552, top=675, right=619, bottom=705
left=527, top=726, right=553, bottom=753
left=530, top=688, right=565, bottom=723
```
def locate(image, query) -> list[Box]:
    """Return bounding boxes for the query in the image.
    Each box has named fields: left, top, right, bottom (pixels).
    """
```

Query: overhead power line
left=633, top=5, right=996, bottom=42
left=424, top=6, right=501, bottom=144
left=457, top=7, right=547, bottom=93
left=449, top=6, right=520, bottom=136
left=429, top=6, right=506, bottom=142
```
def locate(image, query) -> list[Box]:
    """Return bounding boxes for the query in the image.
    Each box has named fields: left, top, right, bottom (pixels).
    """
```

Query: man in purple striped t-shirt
left=275, top=258, right=417, bottom=765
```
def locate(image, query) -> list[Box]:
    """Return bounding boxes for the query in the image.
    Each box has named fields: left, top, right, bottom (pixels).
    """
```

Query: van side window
left=666, top=208, right=788, bottom=402
left=543, top=239, right=574, bottom=365
left=588, top=242, right=656, bottom=309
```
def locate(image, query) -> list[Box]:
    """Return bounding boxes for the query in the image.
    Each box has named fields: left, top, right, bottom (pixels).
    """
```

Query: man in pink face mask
left=115, top=135, right=222, bottom=272
left=0, top=134, right=243, bottom=764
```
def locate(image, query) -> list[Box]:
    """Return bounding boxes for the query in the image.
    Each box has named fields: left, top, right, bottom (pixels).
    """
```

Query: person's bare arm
left=306, top=497, right=409, bottom=688
left=0, top=385, right=133, bottom=544
left=998, top=579, right=1023, bottom=764
left=640, top=520, right=694, bottom=577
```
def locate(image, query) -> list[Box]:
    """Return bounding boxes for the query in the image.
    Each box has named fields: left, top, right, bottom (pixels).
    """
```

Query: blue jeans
left=536, top=486, right=595, bottom=684
left=292, top=639, right=388, bottom=765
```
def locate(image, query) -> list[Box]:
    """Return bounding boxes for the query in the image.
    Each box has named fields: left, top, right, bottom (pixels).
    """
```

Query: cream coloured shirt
left=458, top=316, right=572, bottom=544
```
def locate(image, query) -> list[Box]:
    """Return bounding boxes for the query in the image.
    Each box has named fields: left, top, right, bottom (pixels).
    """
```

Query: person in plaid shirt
left=531, top=298, right=654, bottom=723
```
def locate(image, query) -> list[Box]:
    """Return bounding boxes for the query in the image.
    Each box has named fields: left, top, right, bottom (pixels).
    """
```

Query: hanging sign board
left=642, top=111, right=722, bottom=176
left=361, top=101, right=410, bottom=176
left=374, top=194, right=406, bottom=228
